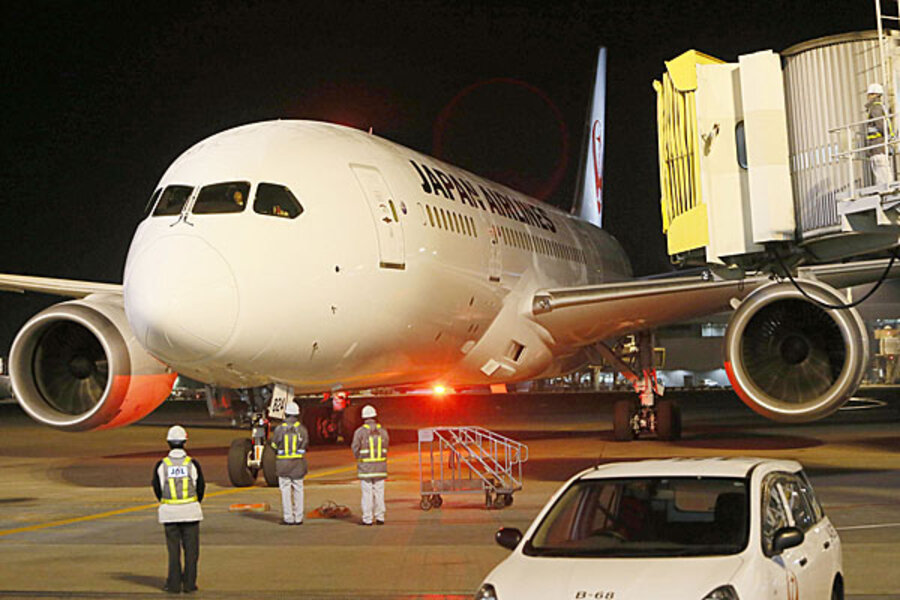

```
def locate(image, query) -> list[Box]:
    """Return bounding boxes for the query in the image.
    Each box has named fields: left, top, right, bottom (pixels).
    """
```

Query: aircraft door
left=476, top=210, right=502, bottom=283
left=350, top=164, right=405, bottom=270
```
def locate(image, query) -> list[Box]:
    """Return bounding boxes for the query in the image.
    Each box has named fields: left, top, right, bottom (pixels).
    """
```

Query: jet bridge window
left=254, top=183, right=304, bottom=219
left=152, top=185, right=194, bottom=217
left=192, top=181, right=251, bottom=214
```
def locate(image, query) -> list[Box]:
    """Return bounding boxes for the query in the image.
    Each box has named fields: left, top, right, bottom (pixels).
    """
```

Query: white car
left=477, top=458, right=842, bottom=600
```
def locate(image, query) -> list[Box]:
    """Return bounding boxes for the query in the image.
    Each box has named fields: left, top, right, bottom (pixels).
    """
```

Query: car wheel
left=420, top=496, right=432, bottom=511
left=832, top=578, right=844, bottom=600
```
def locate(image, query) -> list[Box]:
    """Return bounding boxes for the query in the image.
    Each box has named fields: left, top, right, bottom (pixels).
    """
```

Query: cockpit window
left=192, top=181, right=251, bottom=214
left=152, top=185, right=194, bottom=216
left=254, top=183, right=304, bottom=219
left=143, top=188, right=162, bottom=218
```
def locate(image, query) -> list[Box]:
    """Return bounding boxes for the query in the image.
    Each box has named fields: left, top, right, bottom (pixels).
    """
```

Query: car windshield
left=524, top=476, right=749, bottom=558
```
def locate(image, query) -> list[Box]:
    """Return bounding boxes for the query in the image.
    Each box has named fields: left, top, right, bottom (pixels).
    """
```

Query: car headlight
left=474, top=583, right=498, bottom=600
left=702, top=585, right=739, bottom=600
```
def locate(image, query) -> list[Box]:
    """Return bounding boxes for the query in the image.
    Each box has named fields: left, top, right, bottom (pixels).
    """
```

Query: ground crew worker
left=866, top=82, right=894, bottom=186
left=351, top=404, right=389, bottom=525
left=270, top=401, right=309, bottom=525
left=152, top=425, right=205, bottom=594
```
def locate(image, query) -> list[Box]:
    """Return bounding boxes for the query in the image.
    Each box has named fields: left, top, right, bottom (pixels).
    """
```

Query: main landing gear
left=222, top=386, right=364, bottom=487
left=596, top=332, right=682, bottom=442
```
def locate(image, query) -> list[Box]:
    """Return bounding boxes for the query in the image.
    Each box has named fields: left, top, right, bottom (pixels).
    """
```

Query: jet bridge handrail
left=829, top=112, right=898, bottom=198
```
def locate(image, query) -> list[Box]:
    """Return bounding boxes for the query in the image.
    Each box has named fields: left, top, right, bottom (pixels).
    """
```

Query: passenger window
left=254, top=183, right=304, bottom=219
left=143, top=188, right=162, bottom=218
left=153, top=185, right=194, bottom=216
left=192, top=181, right=250, bottom=214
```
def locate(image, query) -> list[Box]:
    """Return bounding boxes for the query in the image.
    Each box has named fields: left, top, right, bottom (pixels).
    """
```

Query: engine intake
left=724, top=280, right=868, bottom=423
left=10, top=295, right=176, bottom=431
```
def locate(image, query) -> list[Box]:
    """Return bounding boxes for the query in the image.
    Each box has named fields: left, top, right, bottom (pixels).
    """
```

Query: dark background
left=0, top=0, right=873, bottom=351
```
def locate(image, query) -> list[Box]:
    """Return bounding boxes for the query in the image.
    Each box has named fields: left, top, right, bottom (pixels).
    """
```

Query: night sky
left=0, top=1, right=873, bottom=351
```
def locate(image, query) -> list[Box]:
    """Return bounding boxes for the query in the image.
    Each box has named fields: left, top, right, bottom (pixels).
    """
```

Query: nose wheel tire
left=261, top=443, right=278, bottom=487
left=227, top=438, right=257, bottom=487
left=656, top=400, right=682, bottom=441
left=613, top=399, right=637, bottom=441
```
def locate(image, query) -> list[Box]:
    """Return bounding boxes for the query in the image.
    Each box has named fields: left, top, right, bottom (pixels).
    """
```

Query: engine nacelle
left=9, top=294, right=176, bottom=431
left=724, top=279, right=869, bottom=423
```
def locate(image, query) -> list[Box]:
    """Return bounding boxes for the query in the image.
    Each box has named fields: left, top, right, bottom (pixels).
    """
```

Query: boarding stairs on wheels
left=417, top=426, right=528, bottom=510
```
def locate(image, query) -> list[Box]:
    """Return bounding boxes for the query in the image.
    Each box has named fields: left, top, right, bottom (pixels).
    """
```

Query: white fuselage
left=122, top=121, right=631, bottom=392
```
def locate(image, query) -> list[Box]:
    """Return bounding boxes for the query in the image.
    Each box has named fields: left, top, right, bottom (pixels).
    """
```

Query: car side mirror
left=772, top=526, right=804, bottom=554
left=495, top=527, right=523, bottom=551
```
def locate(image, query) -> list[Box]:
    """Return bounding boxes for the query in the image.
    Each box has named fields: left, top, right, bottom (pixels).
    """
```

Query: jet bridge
left=655, top=18, right=900, bottom=269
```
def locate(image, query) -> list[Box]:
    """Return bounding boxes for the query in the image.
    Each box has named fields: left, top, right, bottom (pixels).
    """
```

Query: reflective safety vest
left=276, top=421, right=306, bottom=459
left=357, top=423, right=388, bottom=478
left=868, top=101, right=894, bottom=141
left=161, top=455, right=198, bottom=505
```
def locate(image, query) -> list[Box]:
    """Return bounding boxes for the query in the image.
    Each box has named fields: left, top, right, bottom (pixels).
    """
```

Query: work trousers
left=360, top=478, right=385, bottom=524
left=164, top=521, right=199, bottom=591
left=278, top=477, right=304, bottom=523
left=871, top=153, right=893, bottom=186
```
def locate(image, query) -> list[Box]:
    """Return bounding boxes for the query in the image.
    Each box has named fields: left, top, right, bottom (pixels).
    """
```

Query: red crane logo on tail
left=591, top=119, right=603, bottom=218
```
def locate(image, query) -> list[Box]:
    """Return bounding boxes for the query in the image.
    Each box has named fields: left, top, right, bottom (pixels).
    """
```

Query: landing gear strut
left=597, top=331, right=681, bottom=441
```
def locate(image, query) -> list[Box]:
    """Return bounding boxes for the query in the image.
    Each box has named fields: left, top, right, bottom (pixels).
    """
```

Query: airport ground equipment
left=417, top=426, right=528, bottom=510
left=641, top=3, right=900, bottom=431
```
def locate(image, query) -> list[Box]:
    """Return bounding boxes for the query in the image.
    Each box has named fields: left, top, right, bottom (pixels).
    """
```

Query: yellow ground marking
left=0, top=464, right=355, bottom=538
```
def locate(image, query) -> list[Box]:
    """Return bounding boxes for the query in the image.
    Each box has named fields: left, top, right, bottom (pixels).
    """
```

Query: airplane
left=2, top=49, right=898, bottom=487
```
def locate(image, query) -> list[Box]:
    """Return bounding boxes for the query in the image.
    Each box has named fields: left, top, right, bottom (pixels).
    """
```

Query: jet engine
left=9, top=295, right=176, bottom=431
left=724, top=279, right=869, bottom=423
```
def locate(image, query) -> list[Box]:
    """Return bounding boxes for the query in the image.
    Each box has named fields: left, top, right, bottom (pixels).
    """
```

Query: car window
left=780, top=476, right=816, bottom=532
left=254, top=182, right=304, bottom=219
left=192, top=181, right=250, bottom=214
left=798, top=470, right=825, bottom=523
left=761, top=474, right=791, bottom=556
left=525, top=477, right=749, bottom=558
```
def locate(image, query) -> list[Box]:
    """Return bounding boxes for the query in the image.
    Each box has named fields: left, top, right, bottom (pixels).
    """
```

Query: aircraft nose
left=125, top=235, right=239, bottom=364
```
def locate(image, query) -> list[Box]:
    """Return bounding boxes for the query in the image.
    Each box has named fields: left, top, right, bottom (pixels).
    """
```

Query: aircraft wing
left=530, top=257, right=900, bottom=345
left=0, top=274, right=122, bottom=298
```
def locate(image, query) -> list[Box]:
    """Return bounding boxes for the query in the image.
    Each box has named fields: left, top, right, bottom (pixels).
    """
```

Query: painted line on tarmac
left=0, top=464, right=355, bottom=538
left=836, top=522, right=900, bottom=531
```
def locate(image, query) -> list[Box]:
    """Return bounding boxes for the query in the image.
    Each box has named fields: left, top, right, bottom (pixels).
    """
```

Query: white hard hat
left=868, top=83, right=885, bottom=95
left=166, top=425, right=187, bottom=442
left=285, top=401, right=300, bottom=416
left=361, top=405, right=377, bottom=419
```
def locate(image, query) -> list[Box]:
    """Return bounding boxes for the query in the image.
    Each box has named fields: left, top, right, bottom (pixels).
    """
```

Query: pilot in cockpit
left=232, top=189, right=245, bottom=208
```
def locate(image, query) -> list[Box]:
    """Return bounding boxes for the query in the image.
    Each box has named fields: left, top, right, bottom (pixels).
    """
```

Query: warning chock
left=307, top=500, right=352, bottom=519
left=228, top=503, right=271, bottom=512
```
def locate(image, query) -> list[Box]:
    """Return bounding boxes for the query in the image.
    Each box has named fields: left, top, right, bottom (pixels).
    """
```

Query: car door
left=780, top=474, right=834, bottom=598
left=760, top=474, right=797, bottom=599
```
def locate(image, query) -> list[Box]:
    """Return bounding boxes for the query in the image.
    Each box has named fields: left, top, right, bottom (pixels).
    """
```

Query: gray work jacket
left=351, top=419, right=389, bottom=480
left=270, top=417, right=309, bottom=479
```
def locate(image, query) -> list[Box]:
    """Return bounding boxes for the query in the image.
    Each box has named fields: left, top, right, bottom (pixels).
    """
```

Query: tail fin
left=572, top=47, right=607, bottom=228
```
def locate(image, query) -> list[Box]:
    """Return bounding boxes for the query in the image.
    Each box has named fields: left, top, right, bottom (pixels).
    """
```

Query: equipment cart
left=417, top=426, right=528, bottom=510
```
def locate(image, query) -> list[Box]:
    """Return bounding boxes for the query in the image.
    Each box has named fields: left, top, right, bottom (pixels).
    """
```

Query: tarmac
left=0, top=388, right=898, bottom=599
